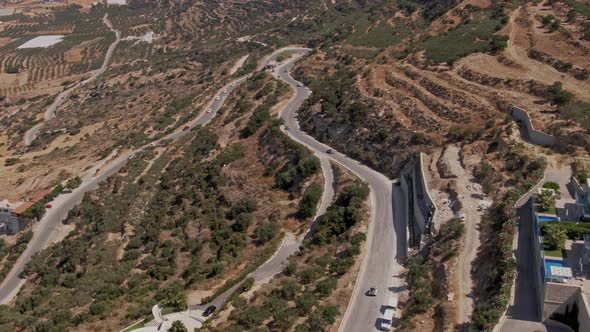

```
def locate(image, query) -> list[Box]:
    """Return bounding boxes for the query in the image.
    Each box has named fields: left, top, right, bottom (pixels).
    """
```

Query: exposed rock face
left=457, top=67, right=551, bottom=97
left=437, top=157, right=456, bottom=179
left=528, top=49, right=589, bottom=80
left=385, top=73, right=468, bottom=122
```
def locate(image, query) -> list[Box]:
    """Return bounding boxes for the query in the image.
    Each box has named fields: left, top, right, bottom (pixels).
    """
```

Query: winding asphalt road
left=144, top=49, right=337, bottom=330
left=0, top=60, right=250, bottom=306
left=6, top=47, right=407, bottom=332
left=140, top=49, right=407, bottom=332
left=24, top=14, right=122, bottom=146
left=271, top=51, right=407, bottom=332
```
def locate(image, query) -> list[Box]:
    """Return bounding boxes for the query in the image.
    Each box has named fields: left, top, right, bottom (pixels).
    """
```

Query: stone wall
left=511, top=107, right=556, bottom=147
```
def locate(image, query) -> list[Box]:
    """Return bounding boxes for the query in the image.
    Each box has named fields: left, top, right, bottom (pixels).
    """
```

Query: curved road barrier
left=511, top=107, right=556, bottom=147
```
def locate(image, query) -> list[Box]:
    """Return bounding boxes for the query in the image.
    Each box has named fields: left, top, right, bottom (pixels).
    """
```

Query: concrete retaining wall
left=528, top=198, right=545, bottom=321
left=577, top=291, right=590, bottom=332
left=511, top=107, right=556, bottom=147
left=401, top=153, right=437, bottom=248
left=417, top=153, right=436, bottom=232
left=545, top=286, right=590, bottom=332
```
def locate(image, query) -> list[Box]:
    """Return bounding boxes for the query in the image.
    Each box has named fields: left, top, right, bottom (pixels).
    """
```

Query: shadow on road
left=505, top=200, right=541, bottom=322
left=392, top=183, right=408, bottom=259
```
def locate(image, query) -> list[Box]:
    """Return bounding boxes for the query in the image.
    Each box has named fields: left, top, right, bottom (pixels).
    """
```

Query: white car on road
left=215, top=96, right=220, bottom=101
left=223, top=89, right=227, bottom=93
left=207, top=108, right=212, bottom=113
left=380, top=307, right=395, bottom=330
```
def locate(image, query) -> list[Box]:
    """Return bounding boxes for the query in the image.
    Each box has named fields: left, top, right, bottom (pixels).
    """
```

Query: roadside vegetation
left=399, top=218, right=465, bottom=331
left=471, top=136, right=547, bottom=331
left=0, top=72, right=322, bottom=331
left=0, top=232, right=33, bottom=284
left=210, top=175, right=369, bottom=332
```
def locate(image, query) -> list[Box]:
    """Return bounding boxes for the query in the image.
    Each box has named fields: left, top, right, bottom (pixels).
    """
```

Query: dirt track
left=504, top=6, right=590, bottom=101
left=443, top=145, right=489, bottom=328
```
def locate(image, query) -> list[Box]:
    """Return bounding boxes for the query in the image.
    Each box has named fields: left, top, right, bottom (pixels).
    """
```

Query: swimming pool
left=537, top=214, right=560, bottom=223
left=544, top=258, right=568, bottom=279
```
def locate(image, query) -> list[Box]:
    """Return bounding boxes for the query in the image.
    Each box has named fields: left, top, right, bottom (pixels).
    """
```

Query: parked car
left=380, top=308, right=395, bottom=330
left=296, top=82, right=302, bottom=87
left=207, top=108, right=212, bottom=113
left=326, top=149, right=335, bottom=154
left=45, top=203, right=52, bottom=209
left=203, top=305, right=216, bottom=317
left=215, top=96, right=220, bottom=101
left=223, top=88, right=227, bottom=93
left=230, top=83, right=235, bottom=87
left=367, top=287, right=377, bottom=296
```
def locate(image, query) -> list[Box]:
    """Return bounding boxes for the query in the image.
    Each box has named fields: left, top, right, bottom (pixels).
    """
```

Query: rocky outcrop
left=497, top=54, right=523, bottom=69
left=457, top=67, right=551, bottom=97
left=528, top=49, right=589, bottom=80
left=417, top=74, right=491, bottom=116
left=385, top=73, right=468, bottom=122
left=395, top=92, right=446, bottom=132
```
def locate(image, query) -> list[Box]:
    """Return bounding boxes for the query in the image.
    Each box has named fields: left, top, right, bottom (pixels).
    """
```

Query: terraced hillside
left=0, top=0, right=588, bottom=331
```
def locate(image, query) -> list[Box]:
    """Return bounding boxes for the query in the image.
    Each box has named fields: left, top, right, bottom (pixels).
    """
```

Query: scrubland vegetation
left=212, top=178, right=369, bottom=332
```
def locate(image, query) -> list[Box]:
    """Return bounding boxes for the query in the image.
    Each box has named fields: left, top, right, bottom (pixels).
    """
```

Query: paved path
left=24, top=14, right=122, bottom=146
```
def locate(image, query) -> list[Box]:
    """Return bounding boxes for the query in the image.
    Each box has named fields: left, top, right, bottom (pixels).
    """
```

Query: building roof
left=29, top=189, right=52, bottom=203
left=0, top=198, right=22, bottom=209
left=14, top=202, right=34, bottom=215
left=545, top=283, right=580, bottom=303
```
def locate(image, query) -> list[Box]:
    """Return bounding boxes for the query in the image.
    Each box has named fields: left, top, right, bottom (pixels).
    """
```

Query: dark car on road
left=326, top=149, right=335, bottom=154
left=366, top=287, right=377, bottom=296
left=203, top=305, right=216, bottom=317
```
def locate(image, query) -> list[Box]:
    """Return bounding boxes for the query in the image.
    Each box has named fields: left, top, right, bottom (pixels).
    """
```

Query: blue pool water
left=544, top=258, right=567, bottom=279
left=537, top=215, right=560, bottom=222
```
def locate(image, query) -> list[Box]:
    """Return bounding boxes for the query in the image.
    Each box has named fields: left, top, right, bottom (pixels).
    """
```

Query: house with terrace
left=525, top=194, right=590, bottom=331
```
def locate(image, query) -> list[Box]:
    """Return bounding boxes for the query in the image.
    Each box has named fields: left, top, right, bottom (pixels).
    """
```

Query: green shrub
left=315, top=277, right=338, bottom=297
left=541, top=221, right=590, bottom=240
left=550, top=81, right=573, bottom=105
left=543, top=224, right=567, bottom=250
left=543, top=181, right=560, bottom=192
left=300, top=184, right=323, bottom=219
left=65, top=177, right=82, bottom=189
left=4, top=158, right=20, bottom=166
left=254, top=222, right=278, bottom=244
